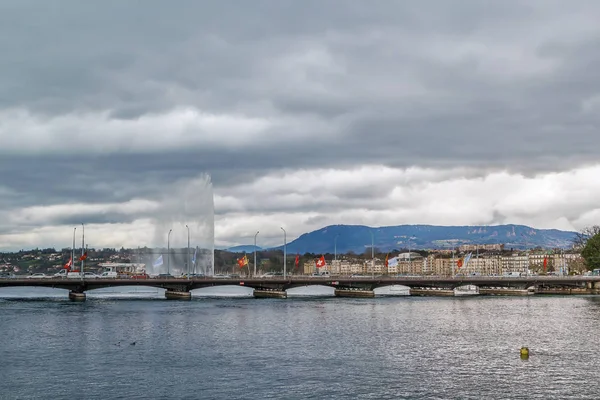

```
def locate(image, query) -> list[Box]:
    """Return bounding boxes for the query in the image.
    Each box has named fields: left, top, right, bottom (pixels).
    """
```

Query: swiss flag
left=64, top=257, right=72, bottom=271
left=237, top=255, right=247, bottom=268
left=315, top=255, right=326, bottom=268
left=79, top=252, right=88, bottom=261
left=543, top=257, right=547, bottom=272
left=294, top=254, right=300, bottom=268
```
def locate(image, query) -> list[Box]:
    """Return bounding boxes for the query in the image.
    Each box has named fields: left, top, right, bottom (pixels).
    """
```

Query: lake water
left=1, top=286, right=599, bottom=399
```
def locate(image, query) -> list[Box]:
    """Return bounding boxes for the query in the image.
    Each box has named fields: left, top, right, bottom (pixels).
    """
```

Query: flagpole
left=167, top=229, right=172, bottom=275
left=370, top=230, right=374, bottom=278
left=254, top=231, right=259, bottom=278
left=71, top=227, right=76, bottom=274
left=186, top=225, right=190, bottom=279
left=476, top=244, right=479, bottom=275
left=280, top=227, right=287, bottom=279
left=408, top=240, right=412, bottom=275
left=81, top=223, right=85, bottom=281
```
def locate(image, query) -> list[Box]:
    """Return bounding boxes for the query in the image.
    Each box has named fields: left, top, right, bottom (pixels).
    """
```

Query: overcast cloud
left=1, top=0, right=600, bottom=251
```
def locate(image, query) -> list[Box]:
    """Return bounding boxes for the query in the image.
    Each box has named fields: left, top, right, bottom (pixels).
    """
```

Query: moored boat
left=454, top=284, right=480, bottom=296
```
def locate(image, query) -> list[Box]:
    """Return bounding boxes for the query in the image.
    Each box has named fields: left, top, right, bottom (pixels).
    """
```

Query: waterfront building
left=301, top=250, right=585, bottom=276
left=303, top=262, right=314, bottom=275
left=464, top=255, right=502, bottom=276
left=433, top=257, right=454, bottom=276
left=328, top=259, right=353, bottom=275
left=386, top=259, right=398, bottom=275
left=500, top=254, right=529, bottom=275
left=364, top=259, right=385, bottom=275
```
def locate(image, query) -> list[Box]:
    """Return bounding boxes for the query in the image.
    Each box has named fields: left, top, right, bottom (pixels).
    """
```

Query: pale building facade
left=433, top=258, right=455, bottom=276
left=301, top=252, right=583, bottom=276
left=459, top=244, right=504, bottom=252
left=500, top=254, right=528, bottom=275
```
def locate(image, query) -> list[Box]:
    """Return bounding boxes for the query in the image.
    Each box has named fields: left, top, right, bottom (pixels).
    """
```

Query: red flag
left=294, top=254, right=299, bottom=268
left=543, top=257, right=547, bottom=272
left=79, top=252, right=88, bottom=261
left=64, top=257, right=72, bottom=271
left=315, top=255, right=326, bottom=268
left=384, top=253, right=389, bottom=268
left=457, top=258, right=463, bottom=268
left=237, top=255, right=248, bottom=268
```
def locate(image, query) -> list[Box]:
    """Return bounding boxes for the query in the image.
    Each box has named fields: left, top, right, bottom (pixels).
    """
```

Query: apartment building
left=302, top=251, right=584, bottom=276
left=433, top=257, right=455, bottom=276
left=501, top=254, right=528, bottom=275
left=364, top=259, right=385, bottom=275
left=459, top=244, right=504, bottom=252
left=303, top=261, right=316, bottom=275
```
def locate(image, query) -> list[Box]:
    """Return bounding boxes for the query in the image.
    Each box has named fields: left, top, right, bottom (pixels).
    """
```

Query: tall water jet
left=148, top=174, right=214, bottom=276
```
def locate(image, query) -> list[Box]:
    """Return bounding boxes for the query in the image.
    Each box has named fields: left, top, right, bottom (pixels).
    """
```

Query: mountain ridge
left=262, top=223, right=577, bottom=254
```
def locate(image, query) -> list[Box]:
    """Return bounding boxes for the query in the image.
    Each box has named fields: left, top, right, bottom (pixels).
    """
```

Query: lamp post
left=186, top=225, right=190, bottom=278
left=254, top=231, right=259, bottom=277
left=408, top=238, right=412, bottom=275
left=370, top=230, right=374, bottom=278
left=81, top=223, right=85, bottom=281
left=281, top=227, right=287, bottom=278
left=167, top=229, right=172, bottom=275
left=334, top=234, right=340, bottom=261
left=72, top=227, right=76, bottom=275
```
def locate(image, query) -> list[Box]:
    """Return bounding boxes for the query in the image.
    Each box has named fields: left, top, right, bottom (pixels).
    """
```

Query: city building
left=459, top=244, right=504, bottom=252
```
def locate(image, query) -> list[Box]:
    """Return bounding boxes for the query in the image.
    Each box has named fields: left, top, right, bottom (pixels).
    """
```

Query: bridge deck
left=0, top=275, right=598, bottom=290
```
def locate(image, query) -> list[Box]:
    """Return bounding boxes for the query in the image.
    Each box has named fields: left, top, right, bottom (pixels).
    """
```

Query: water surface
left=1, top=289, right=599, bottom=399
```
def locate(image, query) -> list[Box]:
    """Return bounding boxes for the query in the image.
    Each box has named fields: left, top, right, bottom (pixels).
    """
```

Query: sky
left=2, top=0, right=600, bottom=251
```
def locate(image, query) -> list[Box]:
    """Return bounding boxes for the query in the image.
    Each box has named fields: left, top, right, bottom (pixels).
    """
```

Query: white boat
left=375, top=285, right=410, bottom=296
left=454, top=284, right=480, bottom=296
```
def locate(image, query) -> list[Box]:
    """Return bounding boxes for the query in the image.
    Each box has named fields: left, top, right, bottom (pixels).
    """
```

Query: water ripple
left=1, top=295, right=599, bottom=399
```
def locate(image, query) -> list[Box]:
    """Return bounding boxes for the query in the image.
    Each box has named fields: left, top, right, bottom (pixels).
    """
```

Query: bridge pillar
left=334, top=289, right=375, bottom=298
left=253, top=290, right=287, bottom=299
left=68, top=291, right=86, bottom=302
left=165, top=290, right=192, bottom=300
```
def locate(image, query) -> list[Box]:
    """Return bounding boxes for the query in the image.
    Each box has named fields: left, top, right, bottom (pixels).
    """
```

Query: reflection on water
left=0, top=285, right=411, bottom=299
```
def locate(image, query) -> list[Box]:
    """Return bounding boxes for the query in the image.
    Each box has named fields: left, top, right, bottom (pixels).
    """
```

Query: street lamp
left=370, top=230, right=374, bottom=278
left=81, top=223, right=85, bottom=281
left=334, top=234, right=340, bottom=261
left=167, top=229, right=172, bottom=275
left=186, top=225, right=190, bottom=278
left=72, top=227, right=76, bottom=275
left=254, top=231, right=259, bottom=277
left=281, top=227, right=287, bottom=278
left=408, top=238, right=412, bottom=275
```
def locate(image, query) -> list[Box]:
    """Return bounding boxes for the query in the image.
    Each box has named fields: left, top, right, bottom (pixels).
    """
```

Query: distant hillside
left=226, top=245, right=262, bottom=253
left=270, top=224, right=577, bottom=254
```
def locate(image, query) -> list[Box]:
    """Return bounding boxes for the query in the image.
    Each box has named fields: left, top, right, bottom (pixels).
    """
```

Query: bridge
left=2, top=275, right=600, bottom=300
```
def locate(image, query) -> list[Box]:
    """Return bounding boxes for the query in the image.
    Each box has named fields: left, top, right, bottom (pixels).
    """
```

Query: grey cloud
left=1, top=1, right=600, bottom=171
left=49, top=212, right=139, bottom=227
left=3, top=0, right=600, bottom=249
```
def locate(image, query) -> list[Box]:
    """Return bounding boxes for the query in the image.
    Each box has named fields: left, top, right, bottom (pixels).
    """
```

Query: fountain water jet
left=148, top=174, right=214, bottom=276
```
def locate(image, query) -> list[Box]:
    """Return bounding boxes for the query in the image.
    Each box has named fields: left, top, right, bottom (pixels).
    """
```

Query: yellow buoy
left=520, top=347, right=529, bottom=359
